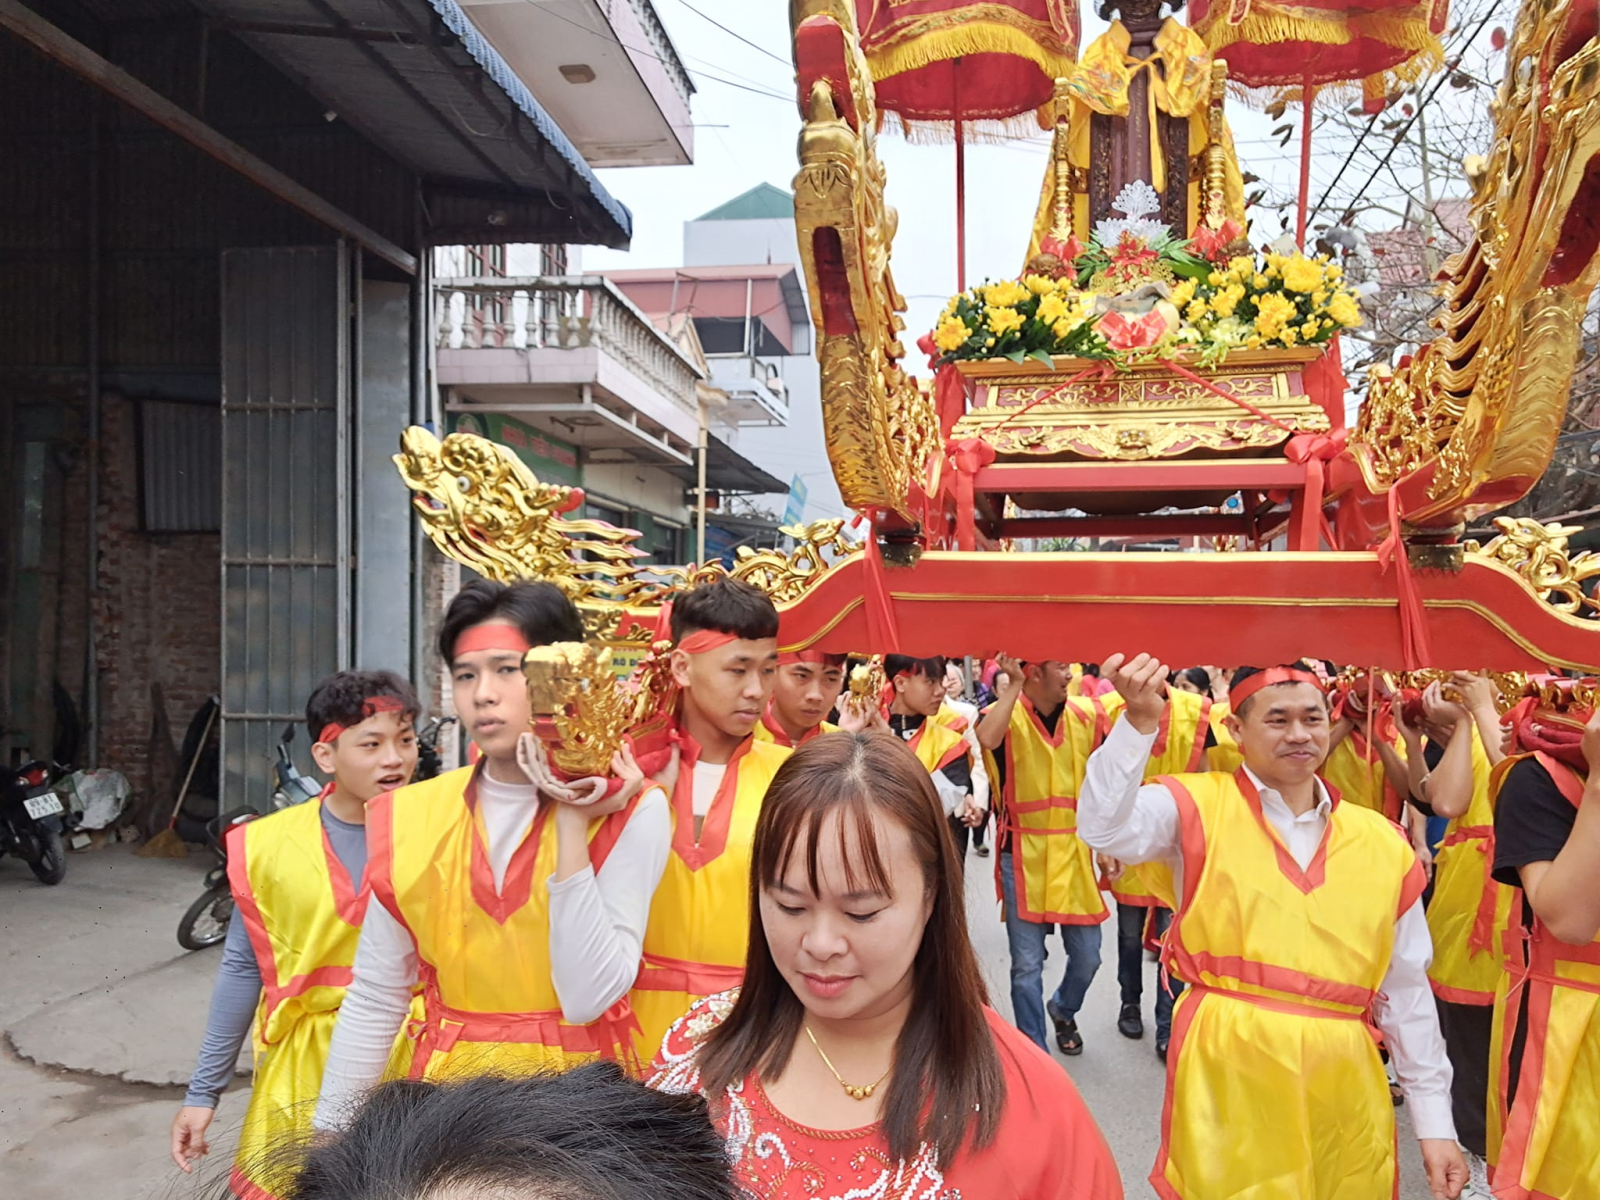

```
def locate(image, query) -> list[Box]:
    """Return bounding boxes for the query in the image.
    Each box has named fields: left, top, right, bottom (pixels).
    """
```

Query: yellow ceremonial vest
left=752, top=707, right=837, bottom=747
left=225, top=795, right=413, bottom=1200
left=908, top=716, right=971, bottom=776
left=631, top=738, right=790, bottom=1064
left=1112, top=691, right=1206, bottom=909
left=1206, top=702, right=1244, bottom=773
left=1427, top=726, right=1514, bottom=1005
left=1488, top=753, right=1600, bottom=1200
left=1156, top=770, right=1426, bottom=1200
left=368, top=764, right=641, bottom=1080
left=1322, top=732, right=1405, bottom=821
left=992, top=694, right=1112, bottom=925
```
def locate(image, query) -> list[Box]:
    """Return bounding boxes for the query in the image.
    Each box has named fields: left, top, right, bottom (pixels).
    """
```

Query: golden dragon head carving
left=1354, top=0, right=1600, bottom=524
left=394, top=427, right=862, bottom=641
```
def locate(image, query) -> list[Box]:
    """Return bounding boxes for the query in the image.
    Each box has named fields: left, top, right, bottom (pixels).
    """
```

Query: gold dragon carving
left=394, top=427, right=859, bottom=637
left=1466, top=516, right=1600, bottom=618
left=1352, top=0, right=1600, bottom=524
left=791, top=0, right=940, bottom=523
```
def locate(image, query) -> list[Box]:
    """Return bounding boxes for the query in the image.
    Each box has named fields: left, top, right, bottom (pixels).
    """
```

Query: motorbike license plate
left=24, top=794, right=63, bottom=819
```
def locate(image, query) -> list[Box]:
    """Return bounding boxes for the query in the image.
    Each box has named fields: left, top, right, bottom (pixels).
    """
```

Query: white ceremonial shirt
left=313, top=764, right=669, bottom=1131
left=1076, top=717, right=1457, bottom=1142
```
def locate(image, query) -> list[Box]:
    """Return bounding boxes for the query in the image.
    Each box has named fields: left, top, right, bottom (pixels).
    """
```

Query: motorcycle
left=177, top=716, right=457, bottom=950
left=1, top=759, right=71, bottom=885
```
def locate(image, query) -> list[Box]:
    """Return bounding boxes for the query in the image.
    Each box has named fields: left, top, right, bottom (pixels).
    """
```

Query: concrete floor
left=0, top=840, right=1437, bottom=1199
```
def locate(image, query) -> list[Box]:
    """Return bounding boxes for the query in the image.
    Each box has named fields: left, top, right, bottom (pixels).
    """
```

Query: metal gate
left=219, top=245, right=352, bottom=811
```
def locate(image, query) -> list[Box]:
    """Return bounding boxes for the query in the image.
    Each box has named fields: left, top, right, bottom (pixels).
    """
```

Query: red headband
left=678, top=630, right=740, bottom=655
left=453, top=624, right=534, bottom=658
left=1229, top=667, right=1324, bottom=710
left=318, top=696, right=405, bottom=746
left=779, top=649, right=831, bottom=666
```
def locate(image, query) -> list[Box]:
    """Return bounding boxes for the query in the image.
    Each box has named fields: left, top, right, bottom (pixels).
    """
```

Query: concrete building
left=0, top=0, right=686, bottom=816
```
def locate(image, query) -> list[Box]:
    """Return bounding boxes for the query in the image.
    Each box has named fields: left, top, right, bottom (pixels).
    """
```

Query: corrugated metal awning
left=188, top=0, right=633, bottom=248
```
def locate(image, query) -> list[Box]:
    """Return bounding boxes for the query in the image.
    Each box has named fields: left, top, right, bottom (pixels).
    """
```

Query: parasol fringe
left=863, top=22, right=1076, bottom=89
left=878, top=106, right=1053, bottom=144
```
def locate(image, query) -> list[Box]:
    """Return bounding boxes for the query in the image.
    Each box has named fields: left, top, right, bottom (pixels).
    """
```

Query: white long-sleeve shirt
left=1077, top=718, right=1457, bottom=1143
left=943, top=698, right=991, bottom=810
left=313, top=765, right=669, bottom=1130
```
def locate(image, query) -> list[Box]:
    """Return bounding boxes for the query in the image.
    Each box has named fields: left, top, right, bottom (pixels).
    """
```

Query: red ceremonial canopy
left=1190, top=0, right=1448, bottom=94
left=855, top=0, right=1080, bottom=138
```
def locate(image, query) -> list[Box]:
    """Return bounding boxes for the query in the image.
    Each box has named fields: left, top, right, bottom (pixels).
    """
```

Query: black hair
left=1082, top=663, right=1102, bottom=678
left=273, top=1064, right=735, bottom=1200
left=669, top=577, right=779, bottom=643
left=1230, top=661, right=1325, bottom=718
left=436, top=578, right=585, bottom=663
left=1171, top=666, right=1211, bottom=693
left=884, top=654, right=948, bottom=681
left=306, top=671, right=420, bottom=742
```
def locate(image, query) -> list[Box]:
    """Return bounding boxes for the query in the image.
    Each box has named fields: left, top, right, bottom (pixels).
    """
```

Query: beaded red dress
left=649, top=991, right=1124, bottom=1200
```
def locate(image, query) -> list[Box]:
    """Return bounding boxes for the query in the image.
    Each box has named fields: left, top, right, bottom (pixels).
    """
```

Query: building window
left=140, top=400, right=221, bottom=532
left=540, top=244, right=568, bottom=276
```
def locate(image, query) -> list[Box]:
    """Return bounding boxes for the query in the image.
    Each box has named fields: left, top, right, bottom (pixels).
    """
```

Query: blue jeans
left=1116, top=901, right=1183, bottom=1041
left=1000, top=851, right=1103, bottom=1052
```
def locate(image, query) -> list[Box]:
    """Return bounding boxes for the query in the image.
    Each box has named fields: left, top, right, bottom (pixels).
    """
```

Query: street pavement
left=0, top=839, right=1439, bottom=1199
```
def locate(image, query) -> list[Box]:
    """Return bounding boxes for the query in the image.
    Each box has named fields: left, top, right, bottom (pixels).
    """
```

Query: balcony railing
left=435, top=275, right=701, bottom=415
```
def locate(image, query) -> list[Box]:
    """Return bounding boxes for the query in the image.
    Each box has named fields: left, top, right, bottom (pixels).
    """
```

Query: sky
left=583, top=0, right=1307, bottom=344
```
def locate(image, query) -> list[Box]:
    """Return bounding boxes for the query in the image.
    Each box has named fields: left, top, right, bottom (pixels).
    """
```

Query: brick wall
left=89, top=392, right=221, bottom=806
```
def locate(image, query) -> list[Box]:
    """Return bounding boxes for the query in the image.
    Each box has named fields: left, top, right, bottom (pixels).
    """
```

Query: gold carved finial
left=522, top=643, right=636, bottom=777
left=1465, top=517, right=1600, bottom=618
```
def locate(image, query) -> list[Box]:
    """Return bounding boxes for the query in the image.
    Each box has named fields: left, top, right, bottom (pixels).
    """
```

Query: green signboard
left=450, top=411, right=581, bottom=488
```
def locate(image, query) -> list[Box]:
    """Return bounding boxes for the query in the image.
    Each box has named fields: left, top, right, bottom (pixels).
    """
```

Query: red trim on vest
left=1235, top=767, right=1338, bottom=895
left=1186, top=697, right=1213, bottom=772
left=1022, top=694, right=1067, bottom=747
left=670, top=733, right=754, bottom=871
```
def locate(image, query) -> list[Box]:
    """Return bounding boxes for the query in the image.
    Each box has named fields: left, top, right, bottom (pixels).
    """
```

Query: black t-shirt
left=1492, top=757, right=1580, bottom=888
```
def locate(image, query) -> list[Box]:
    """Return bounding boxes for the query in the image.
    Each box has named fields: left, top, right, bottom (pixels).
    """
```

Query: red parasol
left=854, top=1, right=1081, bottom=288
left=1190, top=0, right=1448, bottom=244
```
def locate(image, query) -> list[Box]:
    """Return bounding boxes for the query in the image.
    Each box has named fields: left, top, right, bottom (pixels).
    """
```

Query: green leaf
left=1029, top=349, right=1057, bottom=367
left=1004, top=349, right=1028, bottom=364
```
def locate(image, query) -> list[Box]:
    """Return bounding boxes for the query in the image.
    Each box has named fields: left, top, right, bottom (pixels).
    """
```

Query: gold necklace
left=804, top=1025, right=892, bottom=1101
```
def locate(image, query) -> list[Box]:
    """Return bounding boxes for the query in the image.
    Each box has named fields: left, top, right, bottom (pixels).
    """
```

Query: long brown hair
left=697, top=731, right=1005, bottom=1166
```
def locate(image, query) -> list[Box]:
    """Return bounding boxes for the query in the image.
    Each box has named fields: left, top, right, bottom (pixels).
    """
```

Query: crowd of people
left=165, top=576, right=1600, bottom=1200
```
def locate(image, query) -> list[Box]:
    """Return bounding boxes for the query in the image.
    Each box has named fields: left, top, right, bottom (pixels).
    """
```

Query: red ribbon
left=1158, top=359, right=1296, bottom=433
left=944, top=436, right=997, bottom=551
left=860, top=512, right=901, bottom=653
left=1373, top=485, right=1433, bottom=670
left=933, top=362, right=968, bottom=438
left=1284, top=429, right=1347, bottom=551
left=990, top=360, right=1117, bottom=433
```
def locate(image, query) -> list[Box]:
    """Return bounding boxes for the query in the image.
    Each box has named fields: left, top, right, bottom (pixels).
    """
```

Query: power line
left=1307, top=5, right=1504, bottom=229
left=668, top=0, right=793, bottom=68
left=514, top=0, right=794, bottom=103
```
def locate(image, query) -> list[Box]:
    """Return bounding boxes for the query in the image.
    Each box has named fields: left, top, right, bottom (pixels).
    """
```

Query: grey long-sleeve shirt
left=182, top=806, right=367, bottom=1109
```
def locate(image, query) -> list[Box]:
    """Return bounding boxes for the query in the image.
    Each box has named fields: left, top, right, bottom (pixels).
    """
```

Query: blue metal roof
left=425, top=0, right=631, bottom=238
left=185, top=0, right=633, bottom=247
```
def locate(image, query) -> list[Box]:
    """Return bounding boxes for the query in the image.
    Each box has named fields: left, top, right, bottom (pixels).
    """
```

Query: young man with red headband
left=1487, top=685, right=1600, bottom=1200
left=1079, top=654, right=1467, bottom=1200
left=628, top=577, right=792, bottom=1062
left=753, top=649, right=845, bottom=747
left=885, top=654, right=985, bottom=856
left=172, top=670, right=421, bottom=1198
left=313, top=580, right=670, bottom=1130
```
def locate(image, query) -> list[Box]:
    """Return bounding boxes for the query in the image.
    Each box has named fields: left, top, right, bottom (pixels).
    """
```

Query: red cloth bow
left=1098, top=310, right=1170, bottom=350
left=1284, top=429, right=1348, bottom=550
left=1373, top=485, right=1434, bottom=670
left=944, top=436, right=997, bottom=551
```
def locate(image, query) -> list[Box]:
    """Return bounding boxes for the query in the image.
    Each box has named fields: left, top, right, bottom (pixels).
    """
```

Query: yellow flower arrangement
left=1168, top=279, right=1197, bottom=310
left=983, top=280, right=1030, bottom=308
left=1327, top=292, right=1363, bottom=328
left=1185, top=298, right=1209, bottom=324
left=987, top=306, right=1025, bottom=336
left=1036, top=292, right=1070, bottom=325
left=1023, top=274, right=1057, bottom=296
left=934, top=315, right=970, bottom=353
left=1252, top=292, right=1298, bottom=339
left=1281, top=256, right=1323, bottom=294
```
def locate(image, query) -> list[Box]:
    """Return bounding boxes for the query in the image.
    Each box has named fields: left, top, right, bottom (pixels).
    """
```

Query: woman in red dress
left=649, top=731, right=1123, bottom=1200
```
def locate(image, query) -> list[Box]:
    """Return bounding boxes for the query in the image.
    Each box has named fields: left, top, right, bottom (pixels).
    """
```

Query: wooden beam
left=0, top=0, right=416, bottom=275
left=998, top=513, right=1254, bottom=539
left=973, top=458, right=1306, bottom=495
